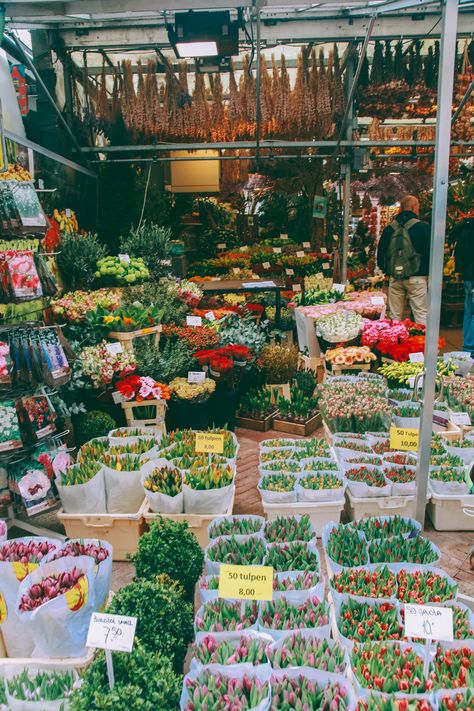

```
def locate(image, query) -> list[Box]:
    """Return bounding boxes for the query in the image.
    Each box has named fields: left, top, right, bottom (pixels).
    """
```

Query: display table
left=201, top=278, right=283, bottom=328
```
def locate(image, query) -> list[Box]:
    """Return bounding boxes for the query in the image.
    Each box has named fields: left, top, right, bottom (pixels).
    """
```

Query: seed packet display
left=0, top=339, right=12, bottom=387
left=0, top=250, right=43, bottom=302
left=8, top=446, right=59, bottom=517
left=17, top=395, right=57, bottom=443
left=9, top=180, right=48, bottom=232
left=0, top=400, right=22, bottom=453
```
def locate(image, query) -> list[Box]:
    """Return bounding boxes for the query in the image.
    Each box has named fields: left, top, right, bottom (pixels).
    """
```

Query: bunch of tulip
left=261, top=438, right=295, bottom=449
left=0, top=539, right=56, bottom=563
left=260, top=596, right=329, bottom=631
left=352, top=642, right=429, bottom=693
left=264, top=515, right=314, bottom=543
left=192, top=635, right=268, bottom=666
left=303, top=459, right=339, bottom=471
left=325, top=526, right=369, bottom=567
left=369, top=535, right=439, bottom=565
left=273, top=571, right=320, bottom=592
left=6, top=669, right=78, bottom=702
left=345, top=466, right=387, bottom=488
left=51, top=541, right=109, bottom=565
left=331, top=566, right=396, bottom=599
left=300, top=473, right=342, bottom=490
left=439, top=689, right=473, bottom=711
left=260, top=450, right=295, bottom=463
left=101, top=454, right=142, bottom=471
left=59, top=460, right=101, bottom=486
left=183, top=672, right=269, bottom=711
left=384, top=466, right=416, bottom=484
left=338, top=598, right=403, bottom=642
left=347, top=456, right=383, bottom=466
left=430, top=453, right=464, bottom=468
left=265, top=541, right=320, bottom=573
left=78, top=438, right=109, bottom=462
left=206, top=536, right=266, bottom=566
left=270, top=676, right=350, bottom=711
left=108, top=439, right=155, bottom=456
left=209, top=517, right=262, bottom=538
left=261, top=459, right=300, bottom=473
left=388, top=388, right=413, bottom=402
left=267, top=633, right=347, bottom=672
left=143, top=466, right=182, bottom=496
left=200, top=576, right=219, bottom=590
left=195, top=600, right=259, bottom=633
left=184, top=464, right=234, bottom=490
left=357, top=697, right=434, bottom=711
left=18, top=567, right=85, bottom=611
left=172, top=452, right=226, bottom=469
left=396, top=569, right=457, bottom=604
left=394, top=404, right=421, bottom=418
left=259, top=474, right=296, bottom=492
left=349, top=516, right=419, bottom=541
left=430, top=646, right=473, bottom=689
left=297, top=437, right=332, bottom=458
left=430, top=467, right=465, bottom=483
left=336, top=439, right=373, bottom=453
left=372, top=439, right=392, bottom=455
left=431, top=434, right=447, bottom=456
left=110, top=427, right=145, bottom=438
left=452, top=606, right=474, bottom=639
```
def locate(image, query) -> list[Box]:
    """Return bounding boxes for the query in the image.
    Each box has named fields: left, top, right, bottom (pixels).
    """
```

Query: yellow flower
left=103, top=315, right=119, bottom=324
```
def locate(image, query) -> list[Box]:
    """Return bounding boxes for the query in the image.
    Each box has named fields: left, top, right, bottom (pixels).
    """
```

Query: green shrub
left=108, top=577, right=193, bottom=670
left=293, top=369, right=317, bottom=398
left=132, top=517, right=203, bottom=599
left=69, top=645, right=180, bottom=711
left=74, top=410, right=116, bottom=445
left=120, top=222, right=172, bottom=280
left=57, top=232, right=107, bottom=291
left=134, top=338, right=195, bottom=383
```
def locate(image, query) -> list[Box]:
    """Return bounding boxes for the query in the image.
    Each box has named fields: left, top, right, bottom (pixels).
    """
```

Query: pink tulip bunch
left=0, top=539, right=56, bottom=564
left=18, top=567, right=85, bottom=612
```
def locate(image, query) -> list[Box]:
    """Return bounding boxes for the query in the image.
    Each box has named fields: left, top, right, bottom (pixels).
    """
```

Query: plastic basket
left=261, top=498, right=345, bottom=536
left=344, top=489, right=417, bottom=521
left=426, top=488, right=474, bottom=531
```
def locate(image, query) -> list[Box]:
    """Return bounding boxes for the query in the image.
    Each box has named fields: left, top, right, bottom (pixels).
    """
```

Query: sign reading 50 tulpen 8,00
left=390, top=426, right=419, bottom=451
left=195, top=432, right=224, bottom=454
left=219, top=564, right=274, bottom=601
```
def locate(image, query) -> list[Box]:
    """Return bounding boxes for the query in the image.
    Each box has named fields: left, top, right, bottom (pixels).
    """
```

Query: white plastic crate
left=345, top=490, right=417, bottom=521
left=262, top=498, right=345, bottom=536
left=426, top=488, right=474, bottom=531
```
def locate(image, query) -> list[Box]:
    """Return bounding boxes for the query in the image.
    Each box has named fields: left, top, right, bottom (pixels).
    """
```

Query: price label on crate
left=273, top=247, right=282, bottom=254
left=219, top=564, right=274, bottom=601
left=390, top=427, right=419, bottom=451
left=263, top=262, right=271, bottom=270
left=112, top=391, right=126, bottom=404
left=65, top=208, right=71, bottom=218
left=322, top=262, right=330, bottom=269
left=303, top=242, right=311, bottom=249
left=404, top=604, right=453, bottom=642
left=292, top=284, right=302, bottom=292
left=87, top=613, right=137, bottom=653
left=195, top=432, right=224, bottom=454
left=332, top=283, right=345, bottom=293
left=38, top=178, right=44, bottom=190
left=371, top=297, right=385, bottom=306
left=188, top=371, right=206, bottom=384
left=296, top=251, right=305, bottom=258
left=280, top=233, right=289, bottom=240
left=286, top=268, right=294, bottom=276
left=187, top=316, right=202, bottom=327
left=118, top=253, right=131, bottom=264
left=106, top=342, right=123, bottom=355
left=240, top=246, right=249, bottom=251
left=320, top=247, right=328, bottom=253
left=232, top=267, right=241, bottom=274
left=205, top=311, right=216, bottom=321
left=409, top=374, right=424, bottom=389
left=450, top=411, right=471, bottom=426
left=217, top=243, right=227, bottom=249
left=409, top=352, right=425, bottom=363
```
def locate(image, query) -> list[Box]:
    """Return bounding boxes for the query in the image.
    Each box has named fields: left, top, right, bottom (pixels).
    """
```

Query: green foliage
left=74, top=410, right=116, bottom=445
left=261, top=344, right=299, bottom=384
left=293, top=369, right=317, bottom=398
left=219, top=313, right=268, bottom=355
left=122, top=280, right=189, bottom=324
left=69, top=645, right=181, bottom=711
left=132, top=517, right=204, bottom=599
left=196, top=227, right=239, bottom=259
left=134, top=338, right=195, bottom=383
left=120, top=222, right=172, bottom=280
left=108, top=578, right=193, bottom=671
left=238, top=386, right=275, bottom=419
left=193, top=197, right=233, bottom=228
left=57, top=233, right=107, bottom=291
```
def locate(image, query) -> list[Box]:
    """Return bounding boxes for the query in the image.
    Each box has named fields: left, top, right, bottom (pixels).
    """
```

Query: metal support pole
left=255, top=2, right=261, bottom=165
left=415, top=0, right=459, bottom=526
left=341, top=52, right=355, bottom=286
left=62, top=51, right=75, bottom=131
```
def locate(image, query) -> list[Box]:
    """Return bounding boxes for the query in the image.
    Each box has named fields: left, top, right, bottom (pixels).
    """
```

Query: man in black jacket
left=377, top=195, right=431, bottom=324
left=454, top=216, right=474, bottom=355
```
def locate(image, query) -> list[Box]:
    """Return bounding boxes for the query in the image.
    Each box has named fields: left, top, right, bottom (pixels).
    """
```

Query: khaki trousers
left=388, top=276, right=428, bottom=325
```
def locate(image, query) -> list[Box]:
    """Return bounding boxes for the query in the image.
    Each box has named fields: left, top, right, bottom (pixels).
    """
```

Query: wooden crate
left=108, top=324, right=162, bottom=353
left=273, top=412, right=322, bottom=436
left=121, top=399, right=167, bottom=433
left=265, top=383, right=291, bottom=404
left=325, top=362, right=371, bottom=378
left=235, top=412, right=276, bottom=432
left=298, top=355, right=325, bottom=383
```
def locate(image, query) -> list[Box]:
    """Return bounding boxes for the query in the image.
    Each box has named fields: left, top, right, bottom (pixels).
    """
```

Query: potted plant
left=261, top=343, right=299, bottom=403
left=236, top=386, right=278, bottom=431
left=167, top=377, right=216, bottom=430
left=273, top=384, right=321, bottom=436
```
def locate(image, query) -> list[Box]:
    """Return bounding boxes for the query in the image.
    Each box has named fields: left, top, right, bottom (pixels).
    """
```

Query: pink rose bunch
left=362, top=319, right=409, bottom=352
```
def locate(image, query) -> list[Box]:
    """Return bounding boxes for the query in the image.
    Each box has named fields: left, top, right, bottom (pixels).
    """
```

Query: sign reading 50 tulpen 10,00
left=390, top=426, right=419, bottom=451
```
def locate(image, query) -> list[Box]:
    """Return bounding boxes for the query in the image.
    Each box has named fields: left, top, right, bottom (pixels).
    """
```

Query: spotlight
left=168, top=10, right=239, bottom=60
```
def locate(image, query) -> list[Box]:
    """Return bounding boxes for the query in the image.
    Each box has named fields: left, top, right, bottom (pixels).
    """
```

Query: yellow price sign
left=390, top=426, right=419, bottom=451
left=219, top=564, right=274, bottom=601
left=195, top=432, right=224, bottom=454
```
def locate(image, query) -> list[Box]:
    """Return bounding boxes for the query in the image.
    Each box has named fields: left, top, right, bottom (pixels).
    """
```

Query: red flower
left=209, top=355, right=233, bottom=373
left=116, top=374, right=141, bottom=401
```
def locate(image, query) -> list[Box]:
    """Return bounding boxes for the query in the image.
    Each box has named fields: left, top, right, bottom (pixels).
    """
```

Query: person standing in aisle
left=376, top=195, right=431, bottom=324
left=453, top=215, right=474, bottom=355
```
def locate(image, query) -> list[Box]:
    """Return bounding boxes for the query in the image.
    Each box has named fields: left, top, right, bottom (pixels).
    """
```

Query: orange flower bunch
left=326, top=346, right=376, bottom=366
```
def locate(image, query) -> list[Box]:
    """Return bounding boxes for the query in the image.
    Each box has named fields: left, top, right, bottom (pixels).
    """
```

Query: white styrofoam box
left=262, top=498, right=345, bottom=536
left=344, top=489, right=418, bottom=521
left=426, top=487, right=474, bottom=531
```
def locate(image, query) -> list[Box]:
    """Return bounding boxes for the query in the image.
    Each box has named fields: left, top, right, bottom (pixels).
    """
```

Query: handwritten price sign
left=404, top=604, right=453, bottom=642
left=87, top=612, right=137, bottom=653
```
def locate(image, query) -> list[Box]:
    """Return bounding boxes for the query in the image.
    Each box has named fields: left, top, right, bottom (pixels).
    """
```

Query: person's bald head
left=400, top=195, right=420, bottom=215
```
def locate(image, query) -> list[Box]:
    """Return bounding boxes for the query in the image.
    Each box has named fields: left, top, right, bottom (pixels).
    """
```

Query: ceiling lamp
left=168, top=10, right=239, bottom=59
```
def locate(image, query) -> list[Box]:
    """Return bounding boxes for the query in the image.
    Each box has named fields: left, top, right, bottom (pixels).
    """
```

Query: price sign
left=286, top=268, right=294, bottom=276
left=161, top=259, right=172, bottom=266
left=303, top=242, right=311, bottom=249
left=320, top=247, right=328, bottom=253
left=205, top=311, right=216, bottom=321
left=252, top=274, right=259, bottom=280
left=332, top=283, right=345, bottom=293
left=280, top=233, right=289, bottom=240
left=240, top=246, right=249, bottom=252
left=118, top=253, right=131, bottom=264
left=450, top=411, right=471, bottom=426
left=296, top=251, right=305, bottom=258
left=292, top=284, right=302, bottom=292
left=217, top=243, right=227, bottom=249
left=263, top=262, right=270, bottom=270
left=322, top=262, right=330, bottom=269
left=232, top=267, right=241, bottom=274
left=371, top=297, right=385, bottom=306
left=409, top=374, right=424, bottom=389
left=112, top=391, right=126, bottom=404
left=273, top=247, right=282, bottom=254
left=243, top=280, right=275, bottom=288
left=106, top=342, right=123, bottom=355
left=187, top=316, right=202, bottom=327
left=195, top=432, right=224, bottom=454
left=38, top=178, right=44, bottom=190
left=404, top=604, right=453, bottom=642
left=390, top=426, right=419, bottom=451
left=219, top=564, right=274, bottom=601
left=65, top=208, right=71, bottom=218
left=188, top=371, right=206, bottom=384
left=409, top=352, right=425, bottom=363
left=87, top=612, right=137, bottom=653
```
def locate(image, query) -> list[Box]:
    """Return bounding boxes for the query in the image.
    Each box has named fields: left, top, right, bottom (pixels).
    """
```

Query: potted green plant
left=236, top=387, right=278, bottom=431
left=167, top=377, right=216, bottom=430
left=273, top=384, right=321, bottom=436
left=261, top=343, right=299, bottom=403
